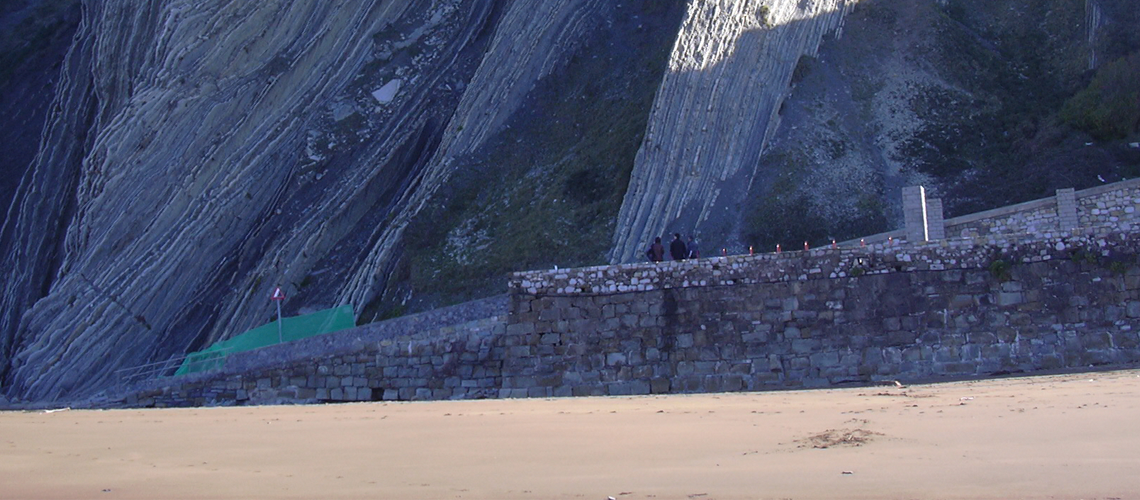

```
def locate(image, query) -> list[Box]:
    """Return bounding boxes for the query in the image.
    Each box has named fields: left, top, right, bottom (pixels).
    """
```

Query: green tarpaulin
left=175, top=305, right=355, bottom=376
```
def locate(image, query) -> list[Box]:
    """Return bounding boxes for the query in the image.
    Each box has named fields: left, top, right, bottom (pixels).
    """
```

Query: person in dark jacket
left=647, top=237, right=665, bottom=262
left=687, top=236, right=700, bottom=259
left=669, top=233, right=688, bottom=261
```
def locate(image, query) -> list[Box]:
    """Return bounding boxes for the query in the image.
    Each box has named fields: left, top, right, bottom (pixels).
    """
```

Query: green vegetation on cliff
left=1062, top=53, right=1140, bottom=140
left=380, top=1, right=686, bottom=314
left=744, top=0, right=1140, bottom=253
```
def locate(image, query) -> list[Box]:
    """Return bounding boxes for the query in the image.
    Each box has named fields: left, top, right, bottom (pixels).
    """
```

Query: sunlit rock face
left=610, top=0, right=857, bottom=263
left=0, top=0, right=610, bottom=401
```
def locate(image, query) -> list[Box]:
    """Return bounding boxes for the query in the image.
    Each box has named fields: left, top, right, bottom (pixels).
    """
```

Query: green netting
left=174, top=304, right=355, bottom=376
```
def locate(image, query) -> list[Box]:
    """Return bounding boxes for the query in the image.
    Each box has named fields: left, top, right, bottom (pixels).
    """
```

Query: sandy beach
left=3, top=369, right=1138, bottom=500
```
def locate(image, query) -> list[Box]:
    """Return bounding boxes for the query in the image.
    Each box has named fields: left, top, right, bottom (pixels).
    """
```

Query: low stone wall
left=507, top=260, right=1140, bottom=395
left=125, top=232, right=1140, bottom=407
left=853, top=178, right=1140, bottom=244
left=511, top=231, right=1140, bottom=297
left=124, top=316, right=507, bottom=407
left=946, top=198, right=1059, bottom=239
left=1079, top=183, right=1140, bottom=231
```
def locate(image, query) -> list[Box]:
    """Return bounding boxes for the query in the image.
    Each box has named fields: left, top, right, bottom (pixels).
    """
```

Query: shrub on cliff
left=1061, top=53, right=1140, bottom=140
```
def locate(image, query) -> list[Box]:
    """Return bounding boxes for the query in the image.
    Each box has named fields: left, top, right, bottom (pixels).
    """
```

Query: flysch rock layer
left=336, top=0, right=607, bottom=312
left=610, top=0, right=857, bottom=263
left=0, top=0, right=482, bottom=401
left=0, top=0, right=619, bottom=402
left=4, top=0, right=433, bottom=401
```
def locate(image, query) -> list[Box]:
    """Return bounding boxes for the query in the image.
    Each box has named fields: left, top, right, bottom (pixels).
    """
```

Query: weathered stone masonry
left=125, top=181, right=1140, bottom=407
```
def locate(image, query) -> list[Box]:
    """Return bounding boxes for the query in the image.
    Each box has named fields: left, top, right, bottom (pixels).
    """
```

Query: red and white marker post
left=270, top=286, right=286, bottom=343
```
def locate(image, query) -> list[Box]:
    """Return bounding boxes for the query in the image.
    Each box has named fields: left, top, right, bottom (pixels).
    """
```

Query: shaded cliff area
left=0, top=0, right=81, bottom=211
left=746, top=0, right=1140, bottom=249
left=1, top=0, right=1137, bottom=403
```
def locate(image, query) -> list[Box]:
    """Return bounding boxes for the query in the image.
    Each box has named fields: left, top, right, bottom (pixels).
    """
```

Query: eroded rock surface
left=1, top=0, right=614, bottom=401
left=610, top=0, right=858, bottom=263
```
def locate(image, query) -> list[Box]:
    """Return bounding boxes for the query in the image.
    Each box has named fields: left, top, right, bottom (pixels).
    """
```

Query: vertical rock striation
left=335, top=0, right=608, bottom=312
left=1, top=0, right=503, bottom=401
left=0, top=0, right=627, bottom=402
left=609, top=0, right=857, bottom=263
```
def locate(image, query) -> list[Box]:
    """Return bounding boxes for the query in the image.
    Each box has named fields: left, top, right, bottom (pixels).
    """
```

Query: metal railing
left=115, top=347, right=236, bottom=388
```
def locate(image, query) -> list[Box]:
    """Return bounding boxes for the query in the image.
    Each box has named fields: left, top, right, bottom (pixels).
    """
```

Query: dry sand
left=3, top=369, right=1139, bottom=500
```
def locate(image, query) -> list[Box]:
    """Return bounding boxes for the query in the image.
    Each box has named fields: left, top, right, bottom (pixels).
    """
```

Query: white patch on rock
left=331, top=101, right=356, bottom=121
left=371, top=79, right=403, bottom=104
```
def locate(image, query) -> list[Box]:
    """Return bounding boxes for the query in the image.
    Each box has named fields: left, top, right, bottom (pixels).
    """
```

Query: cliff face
left=741, top=0, right=1139, bottom=250
left=2, top=0, right=1136, bottom=403
left=0, top=0, right=621, bottom=401
left=610, top=0, right=858, bottom=263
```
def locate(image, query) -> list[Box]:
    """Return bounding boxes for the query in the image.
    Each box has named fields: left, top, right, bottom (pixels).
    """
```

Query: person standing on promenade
left=670, top=233, right=688, bottom=261
left=647, top=237, right=665, bottom=262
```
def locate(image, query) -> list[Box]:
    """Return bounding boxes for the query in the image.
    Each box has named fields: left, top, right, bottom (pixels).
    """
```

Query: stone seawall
left=124, top=231, right=1140, bottom=407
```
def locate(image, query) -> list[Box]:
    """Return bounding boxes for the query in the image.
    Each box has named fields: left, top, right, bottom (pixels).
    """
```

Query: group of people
left=646, top=233, right=699, bottom=262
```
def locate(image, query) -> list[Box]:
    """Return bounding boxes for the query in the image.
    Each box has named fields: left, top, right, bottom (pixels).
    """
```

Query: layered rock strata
left=1, top=0, right=621, bottom=402
left=610, top=0, right=858, bottom=263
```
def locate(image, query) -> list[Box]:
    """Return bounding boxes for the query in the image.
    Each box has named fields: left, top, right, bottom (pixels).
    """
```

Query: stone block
left=506, top=322, right=536, bottom=336
left=766, top=355, right=784, bottom=372
left=676, top=333, right=694, bottom=348
left=883, top=317, right=902, bottom=331
left=1082, top=332, right=1112, bottom=349
left=676, top=361, right=696, bottom=376
left=783, top=297, right=799, bottom=311
left=606, top=352, right=627, bottom=366
left=650, top=378, right=671, bottom=394
left=383, top=389, right=399, bottom=401
left=809, top=352, right=840, bottom=367
left=792, top=339, right=821, bottom=353
left=694, top=361, right=719, bottom=375
left=621, top=314, right=639, bottom=328
left=572, top=386, right=606, bottom=397
left=997, top=292, right=1024, bottom=307
left=788, top=356, right=811, bottom=370
left=330, top=388, right=344, bottom=400
left=1128, top=302, right=1140, bottom=318
left=645, top=347, right=661, bottom=362
left=675, top=376, right=704, bottom=392
left=607, top=381, right=651, bottom=396
left=941, top=362, right=976, bottom=374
